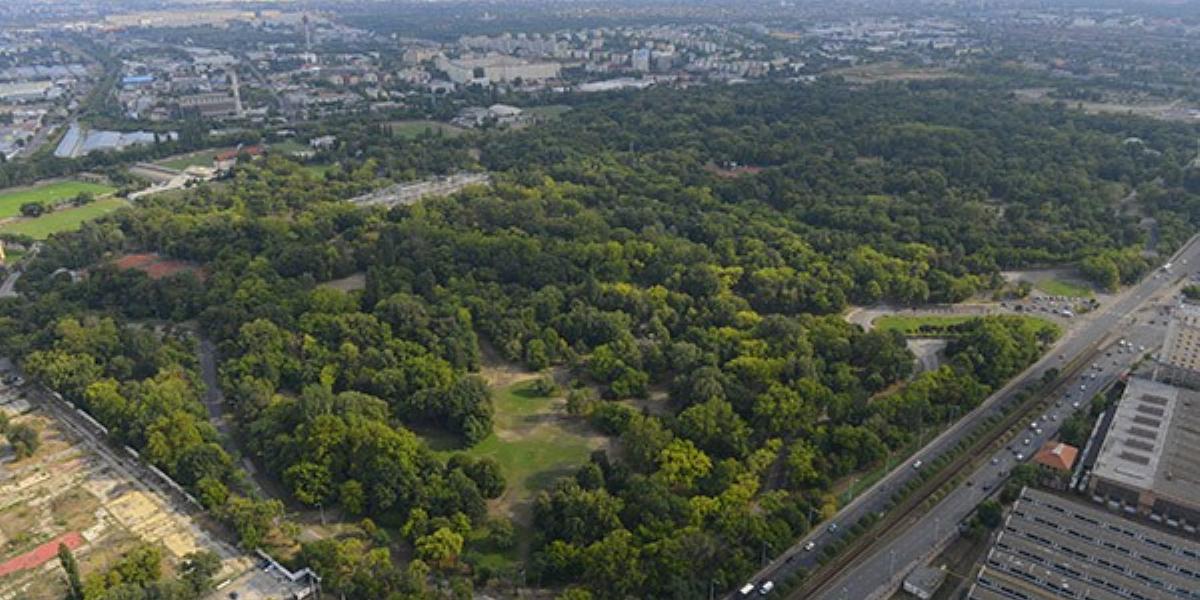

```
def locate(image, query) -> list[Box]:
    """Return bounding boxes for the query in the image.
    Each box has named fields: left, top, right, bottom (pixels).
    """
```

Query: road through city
left=803, top=235, right=1200, bottom=600
left=732, top=234, right=1200, bottom=598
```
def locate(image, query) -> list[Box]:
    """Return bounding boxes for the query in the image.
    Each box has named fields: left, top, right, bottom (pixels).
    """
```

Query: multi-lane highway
left=733, top=234, right=1200, bottom=599
left=816, top=321, right=1169, bottom=600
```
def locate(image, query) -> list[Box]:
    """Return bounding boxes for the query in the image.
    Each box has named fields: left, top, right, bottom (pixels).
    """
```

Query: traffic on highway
left=733, top=236, right=1200, bottom=599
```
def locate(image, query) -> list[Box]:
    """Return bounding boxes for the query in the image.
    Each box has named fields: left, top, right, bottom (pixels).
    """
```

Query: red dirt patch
left=113, top=253, right=206, bottom=281
left=114, top=253, right=157, bottom=270
left=0, top=532, right=83, bottom=577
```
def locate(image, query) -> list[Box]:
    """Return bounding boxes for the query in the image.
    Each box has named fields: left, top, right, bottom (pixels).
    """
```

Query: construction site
left=0, top=376, right=300, bottom=600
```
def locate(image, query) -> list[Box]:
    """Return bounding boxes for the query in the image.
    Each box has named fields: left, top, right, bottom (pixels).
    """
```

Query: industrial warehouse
left=1088, top=377, right=1200, bottom=531
left=969, top=488, right=1200, bottom=600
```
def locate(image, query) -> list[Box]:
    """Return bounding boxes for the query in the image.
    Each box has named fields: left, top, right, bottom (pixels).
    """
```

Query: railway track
left=790, top=334, right=1109, bottom=599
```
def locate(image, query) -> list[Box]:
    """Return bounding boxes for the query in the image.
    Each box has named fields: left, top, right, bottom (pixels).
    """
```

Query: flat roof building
left=904, top=566, right=948, bottom=600
left=968, top=488, right=1200, bottom=600
left=177, top=93, right=239, bottom=119
left=1088, top=377, right=1200, bottom=529
left=1160, top=303, right=1200, bottom=389
left=436, top=54, right=560, bottom=85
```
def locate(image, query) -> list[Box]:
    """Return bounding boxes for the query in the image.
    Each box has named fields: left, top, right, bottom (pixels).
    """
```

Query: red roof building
left=1032, top=441, right=1079, bottom=472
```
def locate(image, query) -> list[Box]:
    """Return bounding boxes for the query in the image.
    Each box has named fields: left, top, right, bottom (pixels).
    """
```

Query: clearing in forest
left=428, top=347, right=607, bottom=567
left=457, top=379, right=604, bottom=569
left=387, top=120, right=465, bottom=140
left=154, top=148, right=230, bottom=171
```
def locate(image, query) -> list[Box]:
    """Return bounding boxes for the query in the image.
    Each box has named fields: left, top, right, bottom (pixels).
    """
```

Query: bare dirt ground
left=0, top=393, right=249, bottom=600
left=477, top=340, right=539, bottom=390
left=908, top=339, right=949, bottom=374
left=317, top=272, right=366, bottom=292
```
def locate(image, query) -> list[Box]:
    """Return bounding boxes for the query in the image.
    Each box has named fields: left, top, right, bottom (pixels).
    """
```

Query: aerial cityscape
left=1, top=1, right=1200, bottom=599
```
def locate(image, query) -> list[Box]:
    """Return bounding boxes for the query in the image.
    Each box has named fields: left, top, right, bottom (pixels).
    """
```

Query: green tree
left=58, top=543, right=84, bottom=600
left=977, top=500, right=1003, bottom=529
left=19, top=201, right=44, bottom=217
left=655, top=439, right=712, bottom=492
left=180, top=551, right=221, bottom=594
left=7, top=423, right=38, bottom=459
left=415, top=527, right=464, bottom=569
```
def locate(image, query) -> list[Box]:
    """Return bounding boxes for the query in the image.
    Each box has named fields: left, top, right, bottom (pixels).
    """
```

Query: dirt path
left=477, top=340, right=539, bottom=389
left=195, top=337, right=330, bottom=530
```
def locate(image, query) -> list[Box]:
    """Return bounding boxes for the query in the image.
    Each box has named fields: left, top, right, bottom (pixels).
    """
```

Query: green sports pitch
left=0, top=181, right=115, bottom=219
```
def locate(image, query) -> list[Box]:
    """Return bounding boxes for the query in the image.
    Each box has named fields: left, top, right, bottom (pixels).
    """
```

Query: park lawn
left=302, top=163, right=336, bottom=179
left=1035, top=278, right=1094, bottom=298
left=156, top=149, right=227, bottom=171
left=874, top=314, right=976, bottom=335
left=270, top=140, right=310, bottom=156
left=874, top=314, right=1058, bottom=339
left=429, top=379, right=600, bottom=566
left=0, top=181, right=115, bottom=218
left=388, top=120, right=464, bottom=140
left=525, top=104, right=571, bottom=120
left=465, top=381, right=596, bottom=504
left=0, top=198, right=128, bottom=239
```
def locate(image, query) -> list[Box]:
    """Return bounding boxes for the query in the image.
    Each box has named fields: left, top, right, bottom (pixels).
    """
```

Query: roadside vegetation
left=875, top=314, right=1059, bottom=341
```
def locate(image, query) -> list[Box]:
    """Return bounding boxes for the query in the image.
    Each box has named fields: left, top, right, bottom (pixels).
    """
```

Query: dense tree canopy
left=5, top=77, right=1197, bottom=596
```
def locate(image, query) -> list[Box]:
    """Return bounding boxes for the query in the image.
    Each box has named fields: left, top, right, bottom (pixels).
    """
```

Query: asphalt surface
left=732, top=234, right=1200, bottom=599
left=808, top=238, right=1200, bottom=600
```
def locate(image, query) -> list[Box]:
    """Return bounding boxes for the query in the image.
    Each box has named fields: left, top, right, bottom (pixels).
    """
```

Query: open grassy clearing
left=525, top=104, right=572, bottom=120
left=0, top=181, right=115, bottom=218
left=426, top=378, right=604, bottom=567
left=269, top=140, right=310, bottom=156
left=388, top=120, right=464, bottom=139
left=873, top=314, right=976, bottom=334
left=874, top=314, right=1058, bottom=339
left=156, top=148, right=229, bottom=171
left=1034, top=278, right=1094, bottom=298
left=0, top=198, right=128, bottom=239
left=445, top=380, right=598, bottom=508
left=830, top=61, right=961, bottom=83
left=301, top=163, right=335, bottom=178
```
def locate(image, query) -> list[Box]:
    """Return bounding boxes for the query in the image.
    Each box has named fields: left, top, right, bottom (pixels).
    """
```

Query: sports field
left=0, top=198, right=127, bottom=239
left=0, top=181, right=115, bottom=218
left=156, top=149, right=227, bottom=171
left=388, top=120, right=464, bottom=139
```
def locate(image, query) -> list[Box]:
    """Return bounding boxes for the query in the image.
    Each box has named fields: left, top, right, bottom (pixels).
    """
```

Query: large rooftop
left=1162, top=303, right=1200, bottom=375
left=1090, top=377, right=1200, bottom=510
left=968, top=488, right=1200, bottom=600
